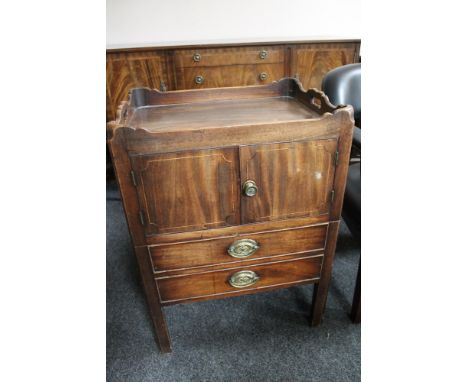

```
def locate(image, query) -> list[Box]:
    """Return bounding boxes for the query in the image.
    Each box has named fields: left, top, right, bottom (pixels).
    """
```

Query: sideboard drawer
left=174, top=47, right=285, bottom=68
left=150, top=224, right=328, bottom=272
left=157, top=255, right=322, bottom=303
left=178, top=63, right=285, bottom=89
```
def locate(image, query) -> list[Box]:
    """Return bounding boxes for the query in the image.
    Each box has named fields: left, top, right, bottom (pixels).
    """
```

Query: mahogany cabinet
left=106, top=40, right=360, bottom=122
left=107, top=78, right=354, bottom=352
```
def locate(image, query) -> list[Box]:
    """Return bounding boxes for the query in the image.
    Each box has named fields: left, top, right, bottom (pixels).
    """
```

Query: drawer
left=177, top=63, right=285, bottom=89
left=150, top=224, right=328, bottom=272
left=157, top=255, right=322, bottom=303
left=174, top=47, right=284, bottom=68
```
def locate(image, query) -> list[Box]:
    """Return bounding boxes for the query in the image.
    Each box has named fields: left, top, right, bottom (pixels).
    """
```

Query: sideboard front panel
left=291, top=43, right=359, bottom=90
left=106, top=51, right=167, bottom=121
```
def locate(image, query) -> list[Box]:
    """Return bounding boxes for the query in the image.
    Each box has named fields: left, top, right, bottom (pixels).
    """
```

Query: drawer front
left=150, top=224, right=328, bottom=272
left=174, top=47, right=284, bottom=68
left=177, top=63, right=285, bottom=89
left=157, top=255, right=322, bottom=303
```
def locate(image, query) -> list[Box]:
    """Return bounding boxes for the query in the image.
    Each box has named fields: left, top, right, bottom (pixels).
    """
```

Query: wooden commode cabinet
left=107, top=78, right=354, bottom=352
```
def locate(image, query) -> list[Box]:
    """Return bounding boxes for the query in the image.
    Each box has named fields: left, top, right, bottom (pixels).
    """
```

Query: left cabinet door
left=130, top=148, right=240, bottom=235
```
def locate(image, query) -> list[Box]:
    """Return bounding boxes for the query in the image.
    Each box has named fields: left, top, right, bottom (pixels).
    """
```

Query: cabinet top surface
left=129, top=96, right=321, bottom=132
left=108, top=79, right=351, bottom=137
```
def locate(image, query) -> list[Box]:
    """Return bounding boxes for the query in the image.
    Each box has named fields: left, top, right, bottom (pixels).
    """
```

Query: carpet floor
left=106, top=181, right=361, bottom=381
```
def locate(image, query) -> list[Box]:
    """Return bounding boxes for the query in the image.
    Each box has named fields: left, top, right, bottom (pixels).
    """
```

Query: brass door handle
left=193, top=53, right=201, bottom=62
left=228, top=270, right=260, bottom=288
left=195, top=75, right=204, bottom=84
left=227, top=239, right=260, bottom=259
left=242, top=180, right=258, bottom=196
left=259, top=50, right=268, bottom=59
left=259, top=72, right=268, bottom=81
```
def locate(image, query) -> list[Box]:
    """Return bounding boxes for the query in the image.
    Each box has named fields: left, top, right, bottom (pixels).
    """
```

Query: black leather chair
left=322, top=63, right=361, bottom=323
left=322, top=63, right=361, bottom=128
left=322, top=63, right=361, bottom=163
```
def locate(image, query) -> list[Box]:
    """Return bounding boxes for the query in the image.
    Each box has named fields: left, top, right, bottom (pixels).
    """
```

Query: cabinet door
left=131, top=148, right=240, bottom=235
left=291, top=43, right=359, bottom=90
left=240, top=139, right=338, bottom=224
left=106, top=52, right=166, bottom=121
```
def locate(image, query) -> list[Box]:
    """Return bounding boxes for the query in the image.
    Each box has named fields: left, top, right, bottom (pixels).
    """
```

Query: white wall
left=107, top=0, right=361, bottom=49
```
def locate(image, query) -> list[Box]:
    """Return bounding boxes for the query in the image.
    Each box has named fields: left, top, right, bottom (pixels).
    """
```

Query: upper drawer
left=174, top=47, right=285, bottom=67
left=150, top=224, right=328, bottom=273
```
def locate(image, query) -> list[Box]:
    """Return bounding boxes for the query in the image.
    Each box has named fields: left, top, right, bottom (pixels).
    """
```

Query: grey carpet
left=106, top=181, right=361, bottom=381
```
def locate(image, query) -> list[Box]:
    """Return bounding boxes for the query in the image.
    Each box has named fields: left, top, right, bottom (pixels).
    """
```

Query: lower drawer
left=149, top=224, right=328, bottom=272
left=178, top=63, right=285, bottom=89
left=156, top=255, right=322, bottom=303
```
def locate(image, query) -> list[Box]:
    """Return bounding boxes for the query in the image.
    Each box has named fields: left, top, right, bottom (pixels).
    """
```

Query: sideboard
left=106, top=40, right=361, bottom=122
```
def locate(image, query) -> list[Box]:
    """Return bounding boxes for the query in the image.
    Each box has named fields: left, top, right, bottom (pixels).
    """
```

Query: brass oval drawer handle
left=259, top=50, right=268, bottom=59
left=227, top=239, right=260, bottom=259
left=193, top=53, right=201, bottom=62
left=259, top=72, right=268, bottom=81
left=242, top=180, right=258, bottom=196
left=194, top=75, right=204, bottom=84
left=228, top=270, right=260, bottom=288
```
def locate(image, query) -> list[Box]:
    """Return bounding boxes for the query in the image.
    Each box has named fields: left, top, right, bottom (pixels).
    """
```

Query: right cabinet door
left=240, top=139, right=338, bottom=224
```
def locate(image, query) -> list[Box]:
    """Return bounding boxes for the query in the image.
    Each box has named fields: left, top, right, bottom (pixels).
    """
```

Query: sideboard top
left=106, top=37, right=361, bottom=52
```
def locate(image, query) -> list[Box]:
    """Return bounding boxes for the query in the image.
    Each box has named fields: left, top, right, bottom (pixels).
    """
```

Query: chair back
left=322, top=63, right=361, bottom=127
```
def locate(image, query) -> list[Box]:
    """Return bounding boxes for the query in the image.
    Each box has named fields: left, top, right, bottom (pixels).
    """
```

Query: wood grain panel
left=131, top=147, right=240, bottom=235
left=240, top=139, right=338, bottom=223
left=106, top=51, right=166, bottom=121
left=157, top=255, right=322, bottom=303
left=291, top=43, right=358, bottom=90
left=174, top=46, right=285, bottom=67
left=177, top=63, right=285, bottom=89
left=149, top=224, right=328, bottom=272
